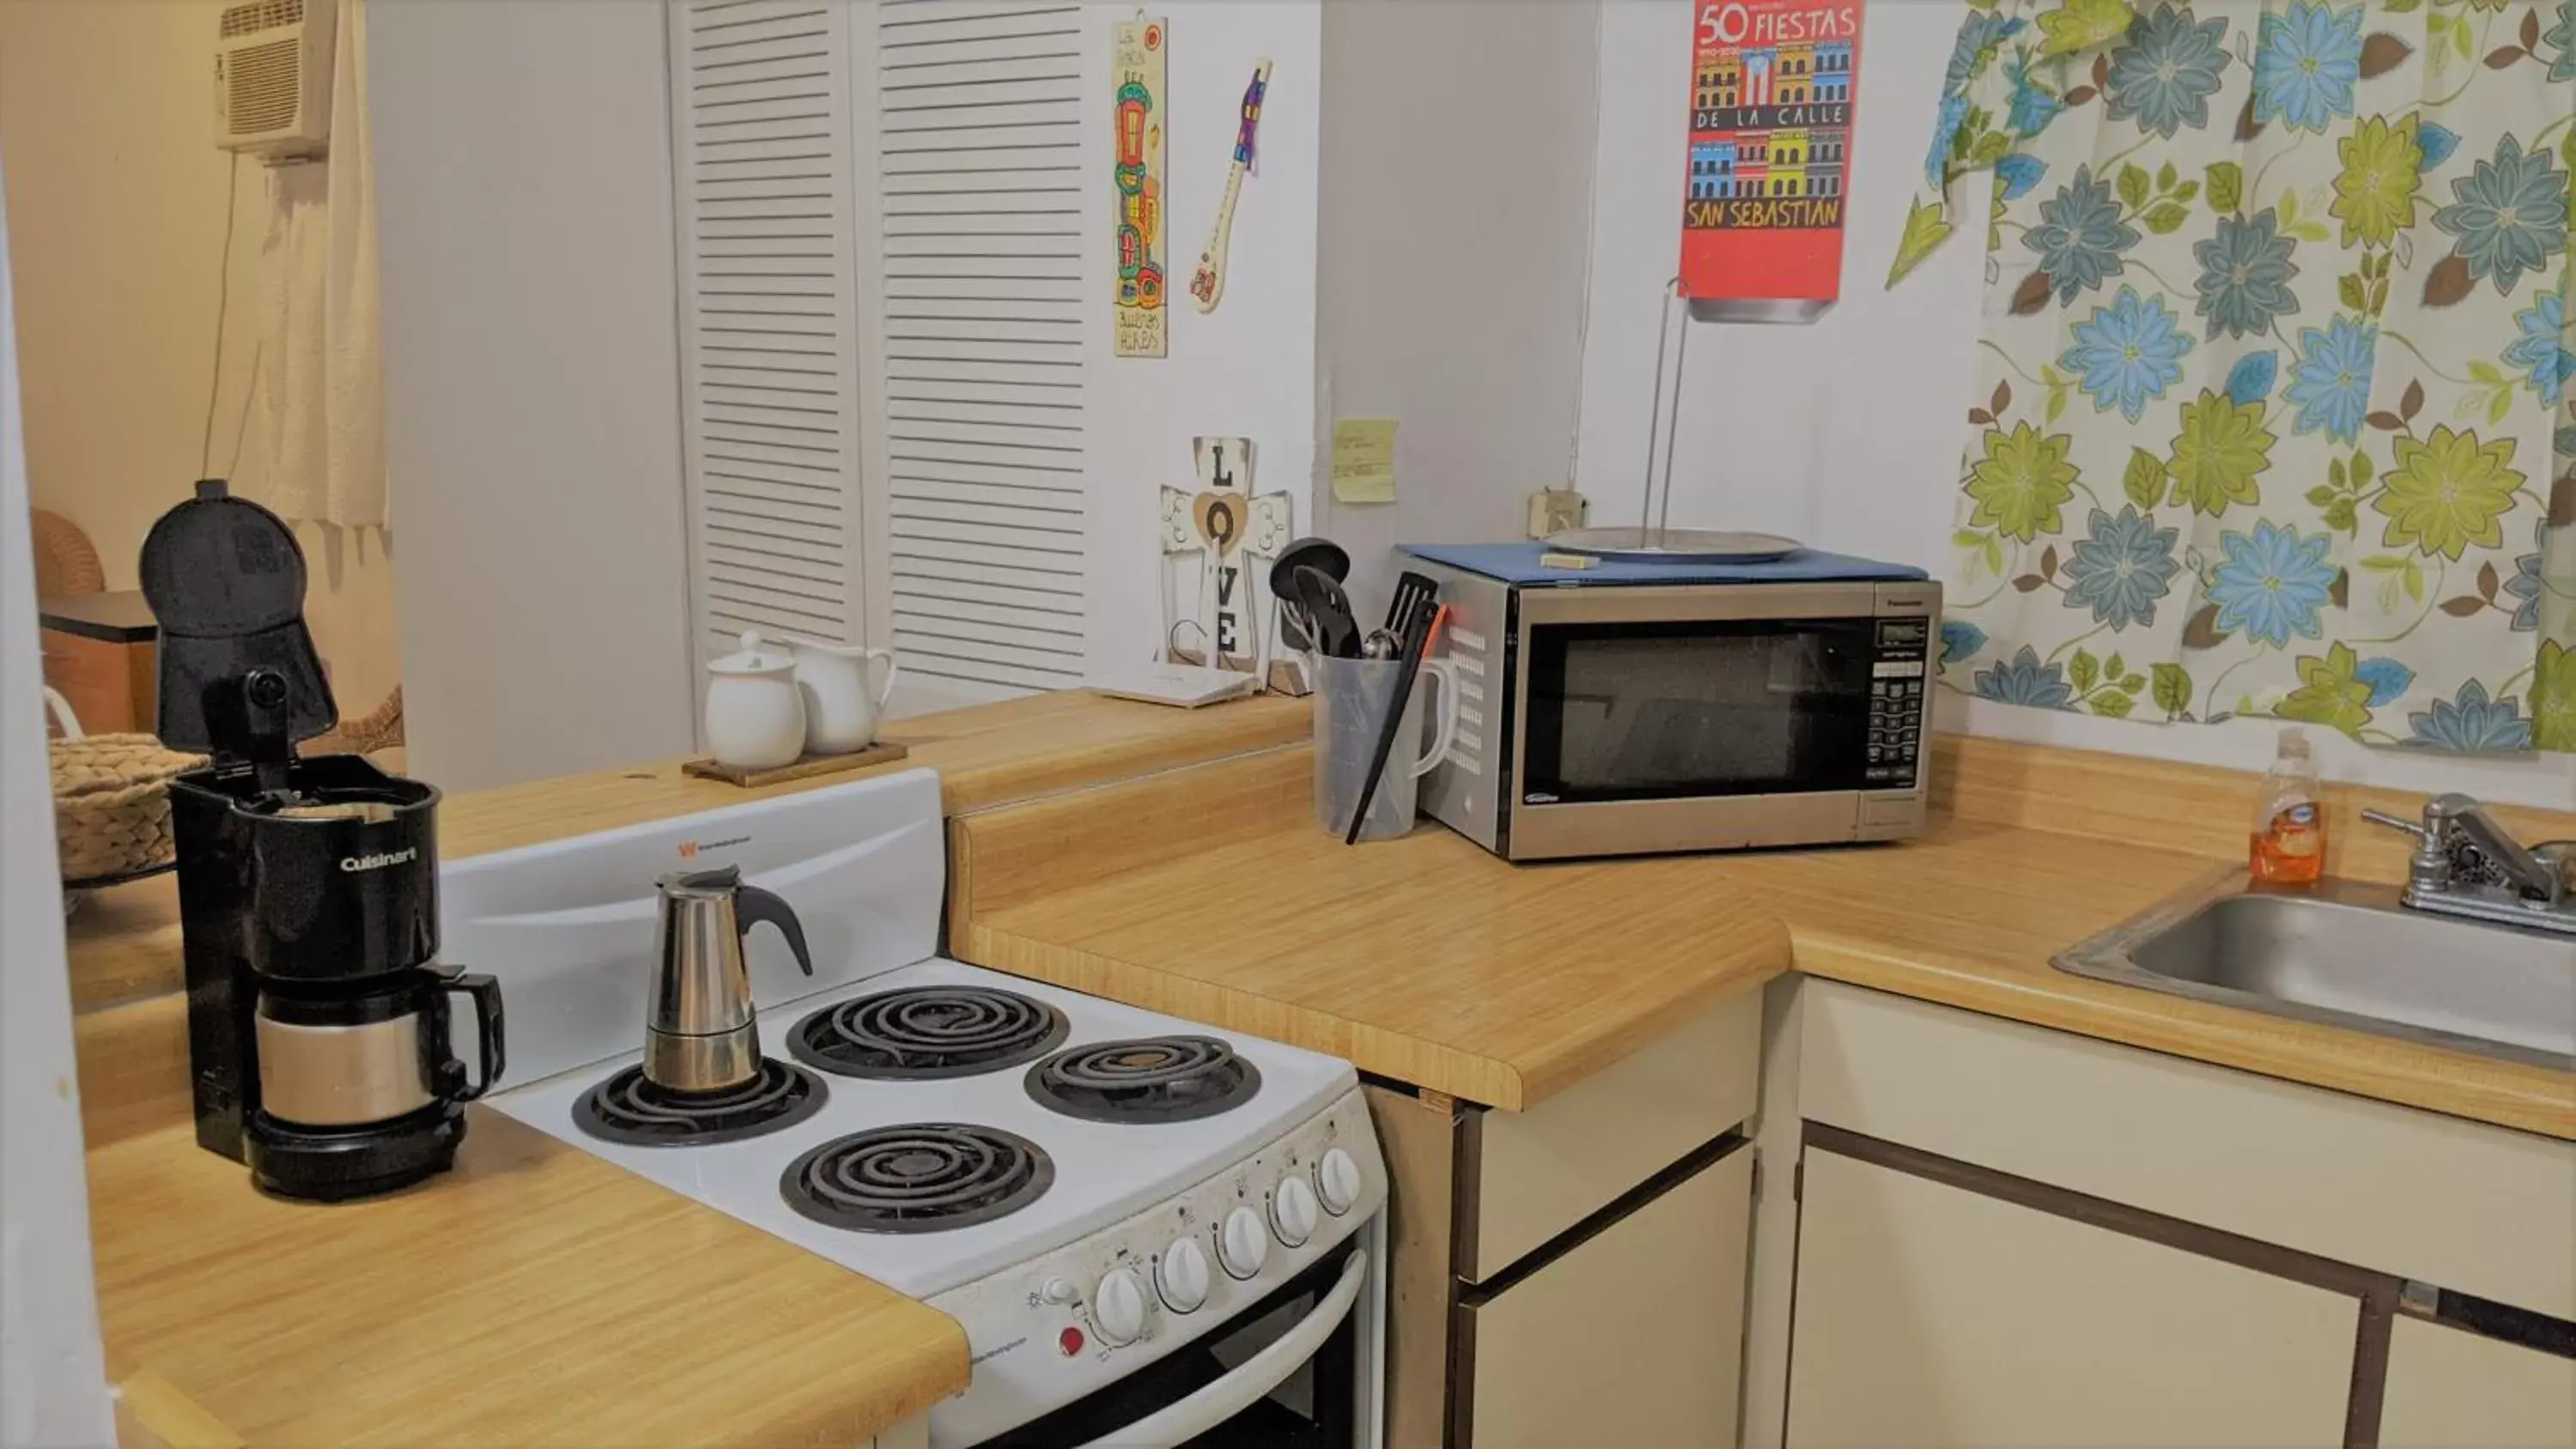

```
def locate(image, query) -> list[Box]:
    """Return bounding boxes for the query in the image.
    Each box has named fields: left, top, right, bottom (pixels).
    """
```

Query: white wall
left=0, top=0, right=402, bottom=719
left=371, top=0, right=699, bottom=791
left=1315, top=0, right=1602, bottom=622
left=1576, top=0, right=2573, bottom=807
left=0, top=161, right=116, bottom=1449
left=1079, top=0, right=1326, bottom=676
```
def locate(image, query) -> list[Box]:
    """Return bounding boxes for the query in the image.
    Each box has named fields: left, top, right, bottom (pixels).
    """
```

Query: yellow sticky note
left=1330, top=418, right=1397, bottom=505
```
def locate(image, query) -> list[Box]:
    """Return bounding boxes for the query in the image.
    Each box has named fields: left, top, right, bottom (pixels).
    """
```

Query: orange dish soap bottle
left=2249, top=727, right=2327, bottom=885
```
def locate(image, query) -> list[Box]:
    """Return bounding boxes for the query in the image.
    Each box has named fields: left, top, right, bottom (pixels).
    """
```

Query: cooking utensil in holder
left=1310, top=652, right=1458, bottom=843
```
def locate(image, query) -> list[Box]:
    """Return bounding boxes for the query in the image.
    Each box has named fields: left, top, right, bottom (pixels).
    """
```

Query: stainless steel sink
left=2056, top=870, right=2576, bottom=1070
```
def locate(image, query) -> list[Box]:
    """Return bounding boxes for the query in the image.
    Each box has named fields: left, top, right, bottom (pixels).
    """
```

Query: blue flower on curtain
left=1973, top=646, right=2078, bottom=707
left=2353, top=656, right=2415, bottom=706
left=2433, top=136, right=2571, bottom=294
left=2505, top=520, right=2548, bottom=631
left=2251, top=1, right=2364, bottom=133
left=1926, top=94, right=1972, bottom=188
left=2209, top=520, right=2339, bottom=645
left=2283, top=317, right=2379, bottom=441
left=2407, top=681, right=2534, bottom=751
left=2106, top=3, right=2232, bottom=137
left=2063, top=506, right=2184, bottom=627
left=2065, top=287, right=2194, bottom=420
left=1947, top=11, right=2027, bottom=96
left=1996, top=153, right=2050, bottom=200
left=1940, top=620, right=1990, bottom=664
left=2193, top=211, right=2304, bottom=337
left=2547, top=0, right=2575, bottom=82
left=2026, top=167, right=2141, bottom=302
left=2504, top=293, right=2573, bottom=405
left=2006, top=55, right=2067, bottom=134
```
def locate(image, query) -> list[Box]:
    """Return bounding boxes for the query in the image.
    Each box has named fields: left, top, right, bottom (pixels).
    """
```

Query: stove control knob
left=1156, top=1238, right=1211, bottom=1314
left=1219, top=1205, right=1269, bottom=1279
left=1315, top=1148, right=1363, bottom=1216
left=1271, top=1175, right=1318, bottom=1247
left=1092, top=1268, right=1147, bottom=1346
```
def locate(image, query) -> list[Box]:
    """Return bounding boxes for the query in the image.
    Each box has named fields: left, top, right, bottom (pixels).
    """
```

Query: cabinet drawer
left=1459, top=1144, right=1751, bottom=1448
left=1799, top=980, right=2576, bottom=1318
left=1466, top=985, right=1759, bottom=1281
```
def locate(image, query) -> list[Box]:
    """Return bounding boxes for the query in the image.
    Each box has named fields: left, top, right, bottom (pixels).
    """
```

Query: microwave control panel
left=1865, top=617, right=1930, bottom=787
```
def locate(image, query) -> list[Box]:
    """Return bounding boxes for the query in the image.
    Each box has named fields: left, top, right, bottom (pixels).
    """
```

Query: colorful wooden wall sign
left=1678, top=0, right=1865, bottom=322
left=1112, top=17, right=1169, bottom=358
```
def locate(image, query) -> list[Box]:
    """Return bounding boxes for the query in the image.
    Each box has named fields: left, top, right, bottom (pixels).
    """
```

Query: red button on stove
left=1059, top=1326, right=1085, bottom=1356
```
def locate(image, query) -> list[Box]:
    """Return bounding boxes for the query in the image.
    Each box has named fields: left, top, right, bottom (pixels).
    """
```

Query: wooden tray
left=681, top=740, right=909, bottom=788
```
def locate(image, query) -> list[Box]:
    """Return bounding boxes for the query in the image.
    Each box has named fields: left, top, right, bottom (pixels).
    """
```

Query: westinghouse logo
left=339, top=847, right=418, bottom=873
left=677, top=835, right=752, bottom=859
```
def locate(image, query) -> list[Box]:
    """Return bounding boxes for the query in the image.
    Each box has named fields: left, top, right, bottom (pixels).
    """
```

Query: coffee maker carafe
left=146, top=482, right=504, bottom=1201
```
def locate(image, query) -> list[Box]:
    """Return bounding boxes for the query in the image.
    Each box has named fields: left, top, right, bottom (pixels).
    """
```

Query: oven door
left=1507, top=582, right=1907, bottom=858
left=982, top=1235, right=1376, bottom=1449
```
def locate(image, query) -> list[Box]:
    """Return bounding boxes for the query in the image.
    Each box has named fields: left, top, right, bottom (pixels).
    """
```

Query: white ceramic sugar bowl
left=703, top=631, right=806, bottom=770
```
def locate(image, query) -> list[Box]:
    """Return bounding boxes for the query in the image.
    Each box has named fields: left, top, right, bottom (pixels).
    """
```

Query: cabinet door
left=2380, top=1316, right=2576, bottom=1449
left=1785, top=1149, right=2356, bottom=1448
left=1461, top=1147, right=1752, bottom=1447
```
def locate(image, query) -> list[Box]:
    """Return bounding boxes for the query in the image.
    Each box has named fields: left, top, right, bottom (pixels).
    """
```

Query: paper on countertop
left=1092, top=660, right=1262, bottom=708
left=1329, top=418, right=1397, bottom=505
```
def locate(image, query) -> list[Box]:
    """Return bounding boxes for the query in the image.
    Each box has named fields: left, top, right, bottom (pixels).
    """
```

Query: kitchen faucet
left=2360, top=794, right=2574, bottom=937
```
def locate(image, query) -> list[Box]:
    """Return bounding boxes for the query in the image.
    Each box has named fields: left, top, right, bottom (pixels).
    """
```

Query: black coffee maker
left=146, top=481, right=504, bottom=1201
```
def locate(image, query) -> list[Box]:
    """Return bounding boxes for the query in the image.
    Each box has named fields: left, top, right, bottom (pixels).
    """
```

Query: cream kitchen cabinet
left=1370, top=987, right=1764, bottom=1447
left=1737, top=979, right=2576, bottom=1449
left=1460, top=1148, right=1752, bottom=1449
left=1784, top=1147, right=2359, bottom=1448
left=2380, top=1314, right=2576, bottom=1449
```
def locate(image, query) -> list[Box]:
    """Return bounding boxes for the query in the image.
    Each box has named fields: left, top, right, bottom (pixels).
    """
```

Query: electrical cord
left=200, top=152, right=244, bottom=478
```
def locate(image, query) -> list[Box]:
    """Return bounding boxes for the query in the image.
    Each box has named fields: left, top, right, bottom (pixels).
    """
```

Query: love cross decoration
left=1158, top=435, right=1291, bottom=674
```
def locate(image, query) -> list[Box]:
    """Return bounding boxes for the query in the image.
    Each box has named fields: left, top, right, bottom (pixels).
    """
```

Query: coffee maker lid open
left=139, top=480, right=339, bottom=761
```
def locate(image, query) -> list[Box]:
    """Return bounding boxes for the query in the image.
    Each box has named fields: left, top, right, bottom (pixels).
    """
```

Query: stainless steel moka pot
left=647, top=866, right=814, bottom=1093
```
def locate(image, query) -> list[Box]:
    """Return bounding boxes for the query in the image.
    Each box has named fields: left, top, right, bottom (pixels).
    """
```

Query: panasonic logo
left=339, top=848, right=418, bottom=873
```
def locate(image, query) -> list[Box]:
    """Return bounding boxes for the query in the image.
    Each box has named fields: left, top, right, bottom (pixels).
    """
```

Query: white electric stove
left=440, top=768, right=1387, bottom=1449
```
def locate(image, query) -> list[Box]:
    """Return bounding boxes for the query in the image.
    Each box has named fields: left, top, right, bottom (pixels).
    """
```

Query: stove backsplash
left=437, top=767, right=946, bottom=1090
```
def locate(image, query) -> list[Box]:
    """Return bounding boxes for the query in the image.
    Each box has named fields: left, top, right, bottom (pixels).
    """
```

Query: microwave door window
left=1524, top=621, right=1872, bottom=801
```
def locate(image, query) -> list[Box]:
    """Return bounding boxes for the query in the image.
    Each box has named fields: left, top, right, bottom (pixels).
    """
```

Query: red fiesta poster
left=1679, top=0, right=1864, bottom=322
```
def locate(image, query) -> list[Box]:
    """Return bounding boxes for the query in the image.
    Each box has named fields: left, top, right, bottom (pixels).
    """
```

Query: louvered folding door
left=671, top=0, right=1090, bottom=706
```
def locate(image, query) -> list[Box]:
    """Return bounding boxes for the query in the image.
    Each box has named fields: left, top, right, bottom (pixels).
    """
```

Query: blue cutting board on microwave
left=1399, top=541, right=1929, bottom=585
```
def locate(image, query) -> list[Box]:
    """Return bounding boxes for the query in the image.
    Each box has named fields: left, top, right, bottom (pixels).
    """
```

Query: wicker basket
left=51, top=734, right=206, bottom=883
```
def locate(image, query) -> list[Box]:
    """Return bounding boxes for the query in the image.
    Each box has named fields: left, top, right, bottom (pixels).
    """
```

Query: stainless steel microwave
left=1400, top=545, right=1941, bottom=862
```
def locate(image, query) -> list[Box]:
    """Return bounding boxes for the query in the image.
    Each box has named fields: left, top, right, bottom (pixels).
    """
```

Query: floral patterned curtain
left=1893, top=0, right=2574, bottom=752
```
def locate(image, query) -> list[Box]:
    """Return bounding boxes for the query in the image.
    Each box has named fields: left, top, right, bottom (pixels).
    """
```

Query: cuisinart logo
left=339, top=847, right=418, bottom=873
left=677, top=835, right=751, bottom=859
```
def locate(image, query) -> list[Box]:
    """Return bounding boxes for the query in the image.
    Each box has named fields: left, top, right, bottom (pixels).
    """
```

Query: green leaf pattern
left=1896, top=0, right=2576, bottom=753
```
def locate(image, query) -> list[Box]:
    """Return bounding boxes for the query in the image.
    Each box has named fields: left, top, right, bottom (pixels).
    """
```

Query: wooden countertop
left=91, top=1113, right=966, bottom=1447
left=69, top=690, right=1303, bottom=1446
left=952, top=743, right=2575, bottom=1137
left=949, top=749, right=1795, bottom=1112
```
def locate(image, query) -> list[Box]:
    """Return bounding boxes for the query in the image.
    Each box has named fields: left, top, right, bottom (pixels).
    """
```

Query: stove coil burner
left=1025, top=1035, right=1261, bottom=1124
left=571, top=1059, right=826, bottom=1147
left=788, top=986, right=1070, bottom=1081
left=781, top=1125, right=1055, bottom=1234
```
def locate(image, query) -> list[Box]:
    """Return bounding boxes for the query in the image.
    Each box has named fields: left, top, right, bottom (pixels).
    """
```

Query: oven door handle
left=1072, top=1248, right=1369, bottom=1449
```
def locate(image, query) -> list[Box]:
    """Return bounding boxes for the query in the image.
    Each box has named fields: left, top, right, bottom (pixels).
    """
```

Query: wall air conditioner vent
left=214, top=0, right=333, bottom=161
